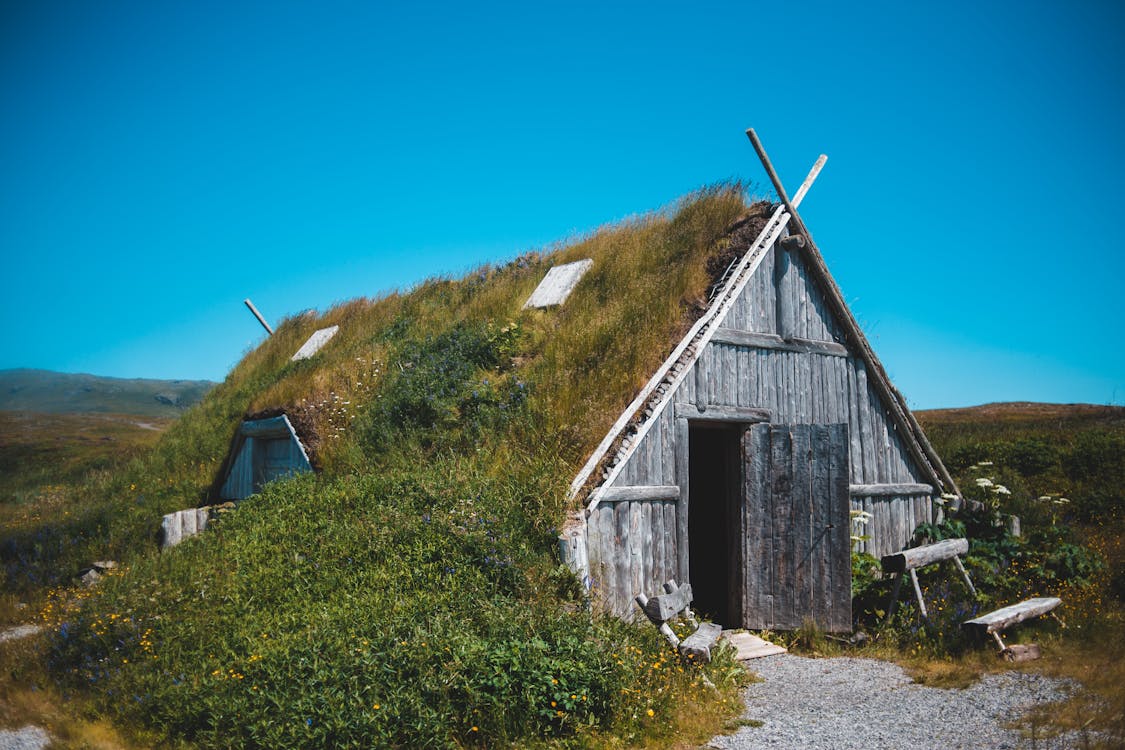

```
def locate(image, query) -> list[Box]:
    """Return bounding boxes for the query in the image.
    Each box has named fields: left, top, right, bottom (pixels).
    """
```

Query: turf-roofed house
left=211, top=137, right=958, bottom=636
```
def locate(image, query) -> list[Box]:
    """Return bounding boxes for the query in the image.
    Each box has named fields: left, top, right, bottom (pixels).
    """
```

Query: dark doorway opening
left=688, top=423, right=742, bottom=625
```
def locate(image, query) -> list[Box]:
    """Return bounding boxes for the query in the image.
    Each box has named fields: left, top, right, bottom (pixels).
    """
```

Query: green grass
left=10, top=185, right=758, bottom=748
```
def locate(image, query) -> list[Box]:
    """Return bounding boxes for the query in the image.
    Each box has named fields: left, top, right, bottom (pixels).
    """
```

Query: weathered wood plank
left=711, top=328, right=848, bottom=358
left=791, top=153, right=827, bottom=209
left=855, top=361, right=877, bottom=483
left=881, top=538, right=969, bottom=574
left=771, top=425, right=795, bottom=628
left=585, top=506, right=603, bottom=608
left=629, top=500, right=643, bottom=607
left=776, top=241, right=794, bottom=340
left=523, top=258, right=593, bottom=308
left=652, top=499, right=665, bottom=586
left=639, top=582, right=694, bottom=622
left=660, top=412, right=675, bottom=486
left=645, top=501, right=657, bottom=595
left=663, top=500, right=677, bottom=586
left=850, top=483, right=934, bottom=497
left=680, top=621, right=723, bottom=663
left=964, top=597, right=1062, bottom=634
left=695, top=345, right=709, bottom=409
left=829, top=423, right=852, bottom=631
left=600, top=485, right=681, bottom=503
left=675, top=403, right=772, bottom=423
left=614, top=501, right=630, bottom=618
left=743, top=424, right=770, bottom=627
left=675, top=417, right=690, bottom=584
left=810, top=425, right=831, bottom=626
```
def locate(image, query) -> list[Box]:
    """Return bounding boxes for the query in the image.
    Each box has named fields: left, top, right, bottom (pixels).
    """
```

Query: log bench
left=880, top=538, right=976, bottom=623
left=635, top=580, right=723, bottom=663
left=963, top=597, right=1062, bottom=662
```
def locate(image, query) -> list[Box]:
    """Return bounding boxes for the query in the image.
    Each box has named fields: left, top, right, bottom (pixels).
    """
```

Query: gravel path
left=0, top=727, right=50, bottom=750
left=709, top=653, right=1080, bottom=750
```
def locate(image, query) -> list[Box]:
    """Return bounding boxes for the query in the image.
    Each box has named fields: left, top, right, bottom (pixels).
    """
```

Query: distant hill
left=916, top=401, right=1124, bottom=428
left=0, top=369, right=215, bottom=417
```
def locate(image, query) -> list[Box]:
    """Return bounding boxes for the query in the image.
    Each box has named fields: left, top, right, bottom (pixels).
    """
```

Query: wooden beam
left=746, top=128, right=797, bottom=207
left=599, top=485, right=680, bottom=503
left=675, top=403, right=772, bottom=423
left=243, top=298, right=274, bottom=336
left=791, top=155, right=827, bottom=209
left=711, top=327, right=848, bottom=357
left=849, top=483, right=935, bottom=498
left=881, top=538, right=969, bottom=574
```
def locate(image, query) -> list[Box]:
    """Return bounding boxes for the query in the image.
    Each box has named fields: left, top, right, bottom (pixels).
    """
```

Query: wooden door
left=253, top=437, right=295, bottom=491
left=738, top=423, right=851, bottom=631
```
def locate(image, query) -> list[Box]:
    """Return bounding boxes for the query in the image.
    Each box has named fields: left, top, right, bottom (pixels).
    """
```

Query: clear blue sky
left=2, top=0, right=1122, bottom=409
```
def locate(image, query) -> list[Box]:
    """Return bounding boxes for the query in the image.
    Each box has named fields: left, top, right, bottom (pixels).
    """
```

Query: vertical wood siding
left=848, top=492, right=936, bottom=559
left=589, top=234, right=939, bottom=620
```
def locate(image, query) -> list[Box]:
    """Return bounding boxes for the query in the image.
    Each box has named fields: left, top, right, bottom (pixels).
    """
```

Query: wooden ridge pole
left=744, top=128, right=959, bottom=496
left=243, top=298, right=275, bottom=336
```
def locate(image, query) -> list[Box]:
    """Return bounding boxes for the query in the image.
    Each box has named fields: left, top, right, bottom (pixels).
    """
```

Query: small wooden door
left=253, top=437, right=297, bottom=492
left=737, top=423, right=851, bottom=631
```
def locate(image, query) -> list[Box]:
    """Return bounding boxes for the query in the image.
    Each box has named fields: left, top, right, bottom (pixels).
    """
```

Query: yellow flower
left=646, top=708, right=654, bottom=717
left=373, top=704, right=380, bottom=710
left=471, top=726, right=478, bottom=732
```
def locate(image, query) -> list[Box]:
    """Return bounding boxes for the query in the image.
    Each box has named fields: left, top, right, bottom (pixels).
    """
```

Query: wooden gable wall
left=585, top=236, right=938, bottom=620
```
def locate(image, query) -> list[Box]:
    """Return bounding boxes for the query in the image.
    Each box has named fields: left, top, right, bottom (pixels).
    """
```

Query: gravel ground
left=709, top=653, right=1081, bottom=750
left=0, top=727, right=50, bottom=750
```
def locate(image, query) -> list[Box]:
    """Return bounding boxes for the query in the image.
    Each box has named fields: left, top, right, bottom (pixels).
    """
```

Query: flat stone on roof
left=291, top=325, right=339, bottom=361
left=523, top=259, right=593, bottom=309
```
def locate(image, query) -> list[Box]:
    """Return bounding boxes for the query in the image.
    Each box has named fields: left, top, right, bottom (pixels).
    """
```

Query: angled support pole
left=243, top=298, right=274, bottom=336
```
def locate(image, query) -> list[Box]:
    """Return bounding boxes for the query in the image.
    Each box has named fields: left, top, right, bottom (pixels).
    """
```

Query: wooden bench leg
left=909, top=569, right=928, bottom=620
left=883, top=573, right=903, bottom=625
left=951, top=556, right=976, bottom=596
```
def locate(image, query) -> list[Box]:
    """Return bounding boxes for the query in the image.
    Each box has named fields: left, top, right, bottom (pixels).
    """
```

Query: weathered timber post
left=243, top=298, right=274, bottom=335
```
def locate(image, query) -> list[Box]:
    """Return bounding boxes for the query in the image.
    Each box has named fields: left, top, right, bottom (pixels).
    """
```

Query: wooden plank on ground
left=721, top=631, right=788, bottom=660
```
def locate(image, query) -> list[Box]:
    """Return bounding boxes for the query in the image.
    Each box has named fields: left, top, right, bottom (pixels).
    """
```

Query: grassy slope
left=31, top=186, right=760, bottom=748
